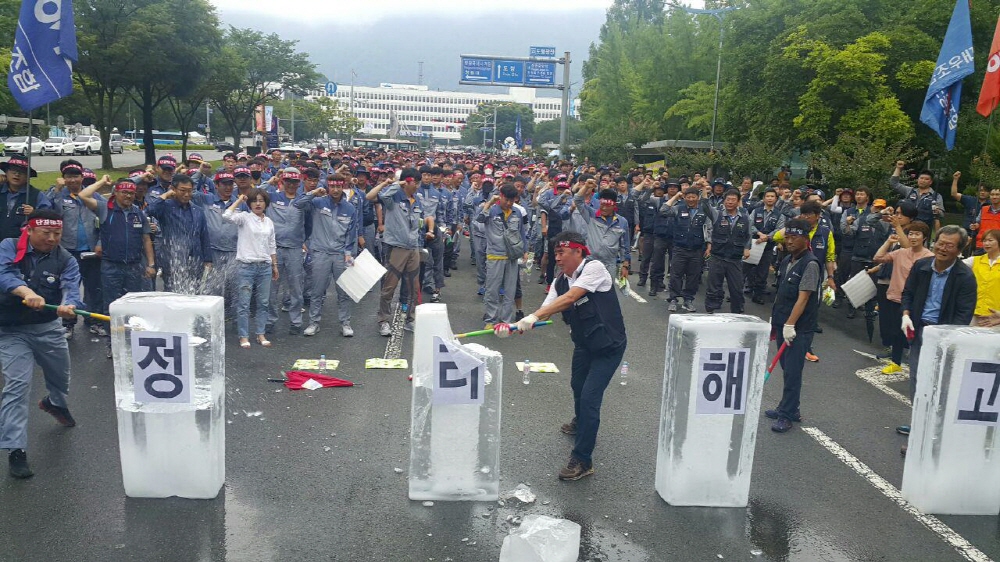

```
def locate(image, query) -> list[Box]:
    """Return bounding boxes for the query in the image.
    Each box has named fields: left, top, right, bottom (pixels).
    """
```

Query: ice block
left=901, top=326, right=1000, bottom=515
left=110, top=292, right=225, bottom=499
left=408, top=304, right=503, bottom=501
left=499, top=515, right=581, bottom=562
left=655, top=314, right=770, bottom=507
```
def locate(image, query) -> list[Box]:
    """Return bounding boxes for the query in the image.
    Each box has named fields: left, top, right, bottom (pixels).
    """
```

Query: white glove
left=493, top=323, right=511, bottom=338
left=515, top=313, right=539, bottom=333
left=901, top=315, right=915, bottom=337
left=782, top=324, right=796, bottom=343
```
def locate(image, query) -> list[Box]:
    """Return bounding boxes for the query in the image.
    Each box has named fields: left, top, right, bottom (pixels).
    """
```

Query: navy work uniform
left=0, top=227, right=82, bottom=457
left=770, top=240, right=821, bottom=425
left=666, top=202, right=711, bottom=308
left=550, top=256, right=627, bottom=471
left=704, top=206, right=752, bottom=313
left=746, top=205, right=784, bottom=300
left=50, top=186, right=104, bottom=331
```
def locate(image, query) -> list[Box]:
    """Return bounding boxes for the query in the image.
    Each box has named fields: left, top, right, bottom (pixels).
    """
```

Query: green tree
left=664, top=81, right=716, bottom=139
left=460, top=102, right=535, bottom=149
left=532, top=118, right=588, bottom=146
left=123, top=0, right=221, bottom=164
left=207, top=27, right=320, bottom=151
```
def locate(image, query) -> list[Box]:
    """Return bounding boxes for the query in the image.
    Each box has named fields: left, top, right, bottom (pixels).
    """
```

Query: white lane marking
left=853, top=349, right=882, bottom=361
left=802, top=426, right=994, bottom=562
left=855, top=365, right=911, bottom=406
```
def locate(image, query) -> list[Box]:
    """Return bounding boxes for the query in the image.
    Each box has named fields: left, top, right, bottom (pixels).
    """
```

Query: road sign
left=325, top=81, right=338, bottom=96
left=493, top=60, right=525, bottom=84
left=461, top=57, right=494, bottom=83
left=530, top=46, right=556, bottom=58
left=525, top=61, right=557, bottom=86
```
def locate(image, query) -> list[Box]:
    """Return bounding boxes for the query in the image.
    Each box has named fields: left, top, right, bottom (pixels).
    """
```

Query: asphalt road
left=0, top=248, right=997, bottom=562
left=22, top=149, right=230, bottom=172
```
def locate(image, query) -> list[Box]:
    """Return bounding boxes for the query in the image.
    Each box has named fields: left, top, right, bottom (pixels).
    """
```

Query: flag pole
left=985, top=107, right=996, bottom=156
left=26, top=109, right=33, bottom=208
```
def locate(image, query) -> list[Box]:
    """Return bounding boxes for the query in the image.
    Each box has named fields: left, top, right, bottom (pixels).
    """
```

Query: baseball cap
left=157, top=156, right=177, bottom=169
left=215, top=172, right=235, bottom=183
left=187, top=153, right=204, bottom=164
left=281, top=167, right=302, bottom=181
left=233, top=166, right=252, bottom=177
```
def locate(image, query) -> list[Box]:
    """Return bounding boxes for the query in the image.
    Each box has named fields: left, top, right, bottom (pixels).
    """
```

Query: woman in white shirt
left=224, top=188, right=278, bottom=348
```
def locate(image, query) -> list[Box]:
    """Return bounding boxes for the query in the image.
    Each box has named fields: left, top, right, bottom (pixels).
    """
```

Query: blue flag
left=7, top=0, right=78, bottom=112
left=515, top=114, right=523, bottom=149
left=920, top=0, right=974, bottom=150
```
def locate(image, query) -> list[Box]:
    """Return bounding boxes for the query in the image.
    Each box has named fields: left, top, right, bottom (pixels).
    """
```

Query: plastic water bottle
left=319, top=354, right=327, bottom=370
left=620, top=361, right=629, bottom=386
left=522, top=360, right=531, bottom=385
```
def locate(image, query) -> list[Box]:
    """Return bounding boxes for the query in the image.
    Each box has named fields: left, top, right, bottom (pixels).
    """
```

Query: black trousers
left=649, top=237, right=672, bottom=289
left=668, top=246, right=704, bottom=302
left=743, top=241, right=773, bottom=296
left=638, top=232, right=654, bottom=280
left=706, top=256, right=745, bottom=312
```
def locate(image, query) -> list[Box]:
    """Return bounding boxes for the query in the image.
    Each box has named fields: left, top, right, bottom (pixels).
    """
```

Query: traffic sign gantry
left=459, top=55, right=559, bottom=89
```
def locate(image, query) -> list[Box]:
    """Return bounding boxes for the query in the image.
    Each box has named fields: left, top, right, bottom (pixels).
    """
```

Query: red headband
left=115, top=181, right=137, bottom=192
left=556, top=240, right=590, bottom=256
left=28, top=218, right=62, bottom=228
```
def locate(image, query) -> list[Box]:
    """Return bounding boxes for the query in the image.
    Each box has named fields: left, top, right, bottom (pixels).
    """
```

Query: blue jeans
left=101, top=260, right=145, bottom=314
left=773, top=326, right=815, bottom=421
left=570, top=342, right=626, bottom=465
left=236, top=261, right=272, bottom=339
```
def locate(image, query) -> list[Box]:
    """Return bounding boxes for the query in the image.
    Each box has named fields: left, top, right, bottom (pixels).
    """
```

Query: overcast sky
left=208, top=0, right=617, bottom=23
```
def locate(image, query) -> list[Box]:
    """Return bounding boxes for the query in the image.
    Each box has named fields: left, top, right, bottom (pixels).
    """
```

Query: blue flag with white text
left=920, top=0, right=974, bottom=150
left=515, top=115, right=523, bottom=149
left=7, top=0, right=77, bottom=112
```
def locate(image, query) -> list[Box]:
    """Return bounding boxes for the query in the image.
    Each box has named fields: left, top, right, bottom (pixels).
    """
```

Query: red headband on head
left=556, top=240, right=590, bottom=256
left=28, top=218, right=62, bottom=229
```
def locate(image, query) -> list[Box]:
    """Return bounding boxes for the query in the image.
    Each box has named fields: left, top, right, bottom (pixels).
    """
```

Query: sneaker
left=106, top=346, right=113, bottom=360
left=900, top=444, right=908, bottom=456
left=881, top=362, right=902, bottom=375
left=706, top=308, right=716, bottom=314
left=288, top=324, right=302, bottom=335
left=648, top=288, right=658, bottom=297
left=805, top=351, right=819, bottom=362
left=637, top=278, right=647, bottom=287
left=403, top=321, right=415, bottom=332
left=379, top=322, right=391, bottom=337
left=341, top=323, right=354, bottom=337
left=430, top=292, right=441, bottom=303
left=667, top=301, right=677, bottom=312
left=303, top=323, right=320, bottom=336
left=537, top=276, right=545, bottom=285
left=751, top=295, right=765, bottom=305
left=771, top=418, right=793, bottom=433
left=875, top=348, right=892, bottom=360
left=8, top=449, right=33, bottom=479
left=280, top=304, right=290, bottom=312
left=814, top=326, right=824, bottom=334
left=558, top=456, right=594, bottom=481
left=443, top=269, right=451, bottom=278
left=483, top=323, right=494, bottom=331
left=560, top=417, right=577, bottom=435
left=896, top=425, right=910, bottom=436
left=39, top=397, right=76, bottom=427
left=681, top=301, right=696, bottom=313
left=764, top=408, right=801, bottom=422
left=64, top=326, right=73, bottom=340
left=88, top=324, right=108, bottom=337
left=515, top=310, right=525, bottom=321
left=477, top=287, right=485, bottom=296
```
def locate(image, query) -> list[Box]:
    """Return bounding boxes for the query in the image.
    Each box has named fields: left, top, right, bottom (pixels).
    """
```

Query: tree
left=166, top=56, right=223, bottom=161
left=74, top=0, right=147, bottom=169
left=207, top=27, right=320, bottom=151
left=532, top=118, right=588, bottom=146
left=664, top=81, right=716, bottom=139
left=811, top=133, right=921, bottom=194
left=460, top=102, right=535, bottom=148
left=123, top=0, right=220, bottom=164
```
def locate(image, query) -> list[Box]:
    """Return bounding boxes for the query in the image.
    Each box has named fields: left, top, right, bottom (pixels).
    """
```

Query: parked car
left=42, top=136, right=75, bottom=156
left=109, top=133, right=124, bottom=154
left=3, top=136, right=44, bottom=156
left=72, top=135, right=102, bottom=155
left=213, top=141, right=235, bottom=152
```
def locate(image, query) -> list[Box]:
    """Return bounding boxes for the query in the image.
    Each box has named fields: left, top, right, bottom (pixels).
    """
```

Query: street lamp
left=668, top=2, right=740, bottom=150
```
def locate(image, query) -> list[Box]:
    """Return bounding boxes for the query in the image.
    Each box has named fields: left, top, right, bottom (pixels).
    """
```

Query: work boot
left=8, top=450, right=32, bottom=479
left=558, top=456, right=594, bottom=481
left=560, top=417, right=577, bottom=435
left=39, top=397, right=76, bottom=427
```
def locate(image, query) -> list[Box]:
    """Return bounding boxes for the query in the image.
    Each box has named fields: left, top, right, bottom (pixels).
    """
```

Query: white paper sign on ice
left=131, top=331, right=192, bottom=404
left=955, top=359, right=1000, bottom=426
left=432, top=336, right=486, bottom=405
left=743, top=241, right=766, bottom=265
left=336, top=249, right=387, bottom=303
left=695, top=347, right=749, bottom=415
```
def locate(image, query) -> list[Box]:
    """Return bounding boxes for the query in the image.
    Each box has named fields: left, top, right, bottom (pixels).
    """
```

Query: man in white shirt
left=494, top=231, right=627, bottom=481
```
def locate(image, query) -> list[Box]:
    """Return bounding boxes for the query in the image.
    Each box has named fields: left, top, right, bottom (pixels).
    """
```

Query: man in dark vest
left=705, top=189, right=752, bottom=313
left=0, top=209, right=83, bottom=478
left=0, top=156, right=52, bottom=241
left=841, top=187, right=889, bottom=319
left=765, top=219, right=821, bottom=433
left=494, top=231, right=627, bottom=481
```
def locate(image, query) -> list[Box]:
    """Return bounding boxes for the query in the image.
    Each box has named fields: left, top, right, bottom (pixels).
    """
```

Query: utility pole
left=290, top=98, right=295, bottom=143
left=350, top=69, right=356, bottom=144
left=205, top=100, right=211, bottom=140
left=418, top=61, right=424, bottom=86
left=559, top=51, right=571, bottom=159
left=492, top=105, right=497, bottom=153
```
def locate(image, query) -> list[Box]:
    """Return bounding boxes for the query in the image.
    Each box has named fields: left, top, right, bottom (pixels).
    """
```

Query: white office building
left=305, top=82, right=578, bottom=142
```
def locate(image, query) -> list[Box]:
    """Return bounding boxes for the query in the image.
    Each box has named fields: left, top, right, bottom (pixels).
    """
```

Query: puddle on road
left=747, top=499, right=861, bottom=561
